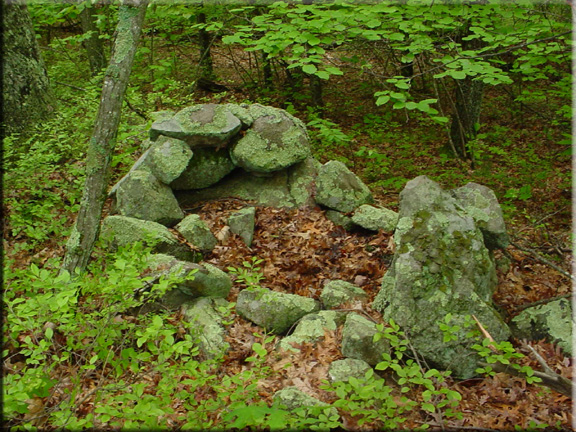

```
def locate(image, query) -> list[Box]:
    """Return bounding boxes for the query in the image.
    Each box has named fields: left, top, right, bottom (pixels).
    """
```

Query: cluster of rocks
left=101, top=104, right=571, bottom=401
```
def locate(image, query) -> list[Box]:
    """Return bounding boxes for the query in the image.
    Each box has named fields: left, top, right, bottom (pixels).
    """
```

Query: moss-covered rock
left=228, top=207, right=256, bottom=247
left=511, top=298, right=572, bottom=356
left=150, top=103, right=242, bottom=148
left=175, top=214, right=217, bottom=252
left=279, top=310, right=347, bottom=352
left=315, top=161, right=373, bottom=213
left=451, top=182, right=509, bottom=250
left=328, top=358, right=373, bottom=383
left=341, top=313, right=390, bottom=366
left=146, top=136, right=194, bottom=184
left=182, top=298, right=231, bottom=359
left=372, top=176, right=510, bottom=379
left=170, top=147, right=235, bottom=190
left=112, top=169, right=184, bottom=227
left=100, top=215, right=194, bottom=261
left=175, top=168, right=297, bottom=208
left=236, top=287, right=320, bottom=334
left=351, top=204, right=398, bottom=232
left=230, top=104, right=311, bottom=174
left=320, top=280, right=368, bottom=309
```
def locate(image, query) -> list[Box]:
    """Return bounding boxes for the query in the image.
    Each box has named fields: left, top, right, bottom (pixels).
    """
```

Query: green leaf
left=422, top=402, right=436, bottom=413
left=449, top=70, right=467, bottom=79
left=376, top=95, right=390, bottom=106
left=302, top=64, right=318, bottom=74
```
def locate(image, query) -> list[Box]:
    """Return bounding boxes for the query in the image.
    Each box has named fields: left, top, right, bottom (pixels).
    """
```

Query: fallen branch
left=514, top=293, right=572, bottom=311
left=509, top=240, right=573, bottom=281
left=479, top=357, right=572, bottom=398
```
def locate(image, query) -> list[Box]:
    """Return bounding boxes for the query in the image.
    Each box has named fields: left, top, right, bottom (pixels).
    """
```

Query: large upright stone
left=230, top=104, right=311, bottom=174
left=149, top=103, right=242, bottom=148
left=372, top=176, right=510, bottom=379
left=315, top=161, right=373, bottom=213
left=451, top=182, right=509, bottom=250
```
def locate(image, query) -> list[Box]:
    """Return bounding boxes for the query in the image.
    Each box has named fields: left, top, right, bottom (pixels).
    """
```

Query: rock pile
left=99, top=104, right=569, bottom=398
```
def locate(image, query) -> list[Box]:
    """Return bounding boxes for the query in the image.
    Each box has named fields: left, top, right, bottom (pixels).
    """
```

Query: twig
left=54, top=81, right=87, bottom=91
left=514, top=293, right=572, bottom=311
left=509, top=240, right=573, bottom=281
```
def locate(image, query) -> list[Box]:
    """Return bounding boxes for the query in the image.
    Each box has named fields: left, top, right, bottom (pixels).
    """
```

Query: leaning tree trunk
left=78, top=0, right=107, bottom=76
left=3, top=0, right=53, bottom=135
left=62, top=0, right=149, bottom=275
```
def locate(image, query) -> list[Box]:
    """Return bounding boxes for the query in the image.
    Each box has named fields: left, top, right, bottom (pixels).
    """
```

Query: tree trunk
left=62, top=0, right=149, bottom=275
left=78, top=0, right=107, bottom=75
left=448, top=22, right=486, bottom=165
left=197, top=4, right=214, bottom=80
left=261, top=52, right=273, bottom=90
left=3, top=0, right=53, bottom=135
left=449, top=76, right=485, bottom=163
left=309, top=73, right=324, bottom=113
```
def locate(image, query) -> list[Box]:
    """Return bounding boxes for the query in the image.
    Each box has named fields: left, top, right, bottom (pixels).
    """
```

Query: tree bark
left=62, top=0, right=149, bottom=275
left=3, top=0, right=53, bottom=135
left=448, top=24, right=486, bottom=164
left=78, top=0, right=107, bottom=76
left=197, top=3, right=214, bottom=80
left=449, top=76, right=485, bottom=162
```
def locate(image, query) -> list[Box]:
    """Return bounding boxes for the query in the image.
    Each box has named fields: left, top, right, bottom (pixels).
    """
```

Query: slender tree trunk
left=449, top=76, right=485, bottom=162
left=309, top=73, right=324, bottom=113
left=62, top=0, right=149, bottom=275
left=448, top=17, right=487, bottom=165
left=197, top=4, right=214, bottom=80
left=261, top=52, right=273, bottom=90
left=78, top=0, right=107, bottom=75
left=3, top=0, right=53, bottom=135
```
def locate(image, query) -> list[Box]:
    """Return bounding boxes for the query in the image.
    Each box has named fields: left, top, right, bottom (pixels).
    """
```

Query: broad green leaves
left=223, top=1, right=569, bottom=120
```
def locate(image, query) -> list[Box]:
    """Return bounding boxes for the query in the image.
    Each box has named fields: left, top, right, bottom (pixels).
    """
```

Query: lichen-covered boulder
left=228, top=207, right=256, bottom=247
left=100, top=215, right=194, bottom=261
left=288, top=157, right=321, bottom=207
left=341, top=313, right=390, bottom=366
left=175, top=168, right=297, bottom=208
left=170, top=147, right=235, bottom=190
left=279, top=310, right=347, bottom=352
left=451, top=182, right=509, bottom=250
left=325, top=210, right=355, bottom=230
left=112, top=169, right=184, bottom=226
left=175, top=214, right=217, bottom=253
left=273, top=387, right=337, bottom=421
left=236, top=287, right=320, bottom=334
left=230, top=104, right=311, bottom=174
left=511, top=298, right=572, bottom=356
left=351, top=204, right=398, bottom=232
left=320, top=280, right=367, bottom=309
left=182, top=298, right=230, bottom=359
left=315, top=161, right=373, bottom=213
left=328, top=358, right=372, bottom=383
left=372, top=176, right=510, bottom=379
left=147, top=254, right=231, bottom=299
left=149, top=103, right=242, bottom=148
left=145, top=136, right=194, bottom=184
